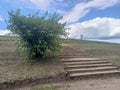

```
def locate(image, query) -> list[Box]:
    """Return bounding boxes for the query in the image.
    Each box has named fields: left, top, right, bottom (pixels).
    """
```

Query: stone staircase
left=59, top=45, right=120, bottom=78
left=62, top=58, right=120, bottom=77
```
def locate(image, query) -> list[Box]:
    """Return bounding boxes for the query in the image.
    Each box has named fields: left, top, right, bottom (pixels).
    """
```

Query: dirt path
left=63, top=77, right=120, bottom=90
left=17, top=76, right=120, bottom=90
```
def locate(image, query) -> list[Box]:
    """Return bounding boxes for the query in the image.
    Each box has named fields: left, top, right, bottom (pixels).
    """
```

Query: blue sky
left=0, top=0, right=120, bottom=43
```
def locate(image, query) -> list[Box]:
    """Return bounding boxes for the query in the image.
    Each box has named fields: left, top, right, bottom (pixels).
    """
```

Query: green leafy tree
left=7, top=9, right=67, bottom=60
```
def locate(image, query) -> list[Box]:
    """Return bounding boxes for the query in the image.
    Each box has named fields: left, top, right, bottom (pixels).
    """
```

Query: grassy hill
left=65, top=39, right=120, bottom=66
left=0, top=36, right=120, bottom=83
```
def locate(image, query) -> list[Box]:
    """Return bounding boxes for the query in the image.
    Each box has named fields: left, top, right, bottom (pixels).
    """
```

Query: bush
left=7, top=9, right=67, bottom=60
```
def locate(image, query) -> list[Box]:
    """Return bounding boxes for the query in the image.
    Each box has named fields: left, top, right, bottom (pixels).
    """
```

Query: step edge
left=67, top=67, right=118, bottom=72
left=70, top=70, right=120, bottom=77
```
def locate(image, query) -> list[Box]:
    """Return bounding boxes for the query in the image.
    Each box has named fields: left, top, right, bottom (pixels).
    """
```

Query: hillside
left=0, top=36, right=120, bottom=89
left=0, top=36, right=120, bottom=66
left=65, top=39, right=120, bottom=66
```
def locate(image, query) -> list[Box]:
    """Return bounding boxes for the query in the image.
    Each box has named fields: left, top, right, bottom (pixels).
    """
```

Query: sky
left=0, top=0, right=120, bottom=43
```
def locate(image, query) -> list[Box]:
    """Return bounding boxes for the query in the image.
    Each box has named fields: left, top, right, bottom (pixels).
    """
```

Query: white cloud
left=59, top=2, right=90, bottom=23
left=0, top=16, right=3, bottom=21
left=29, top=0, right=65, bottom=14
left=67, top=17, right=120, bottom=39
left=0, top=30, right=11, bottom=35
left=60, top=0, right=120, bottom=23
left=30, top=0, right=52, bottom=10
left=87, top=0, right=120, bottom=9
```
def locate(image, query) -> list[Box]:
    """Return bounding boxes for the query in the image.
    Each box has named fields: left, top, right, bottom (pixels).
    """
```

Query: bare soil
left=17, top=76, right=120, bottom=90
left=0, top=73, right=67, bottom=90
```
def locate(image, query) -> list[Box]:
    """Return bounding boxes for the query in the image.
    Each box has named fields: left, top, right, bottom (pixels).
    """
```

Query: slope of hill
left=65, top=39, right=120, bottom=66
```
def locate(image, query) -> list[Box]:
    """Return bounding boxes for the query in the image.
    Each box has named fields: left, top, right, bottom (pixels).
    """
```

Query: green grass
left=66, top=39, right=120, bottom=66
left=0, top=36, right=64, bottom=83
left=0, top=36, right=18, bottom=41
left=30, top=85, right=60, bottom=90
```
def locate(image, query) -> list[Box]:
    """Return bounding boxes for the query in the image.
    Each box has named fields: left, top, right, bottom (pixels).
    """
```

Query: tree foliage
left=7, top=9, right=67, bottom=60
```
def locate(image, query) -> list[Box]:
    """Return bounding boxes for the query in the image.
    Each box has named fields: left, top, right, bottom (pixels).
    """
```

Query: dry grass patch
left=0, top=37, right=65, bottom=83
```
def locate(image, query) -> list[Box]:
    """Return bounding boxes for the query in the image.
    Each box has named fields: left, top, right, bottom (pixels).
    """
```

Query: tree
left=7, top=9, right=67, bottom=60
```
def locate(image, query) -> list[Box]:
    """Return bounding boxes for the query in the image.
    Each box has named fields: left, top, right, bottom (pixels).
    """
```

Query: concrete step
left=59, top=55, right=90, bottom=57
left=64, top=60, right=108, bottom=65
left=63, top=60, right=103, bottom=63
left=59, top=54, right=84, bottom=56
left=65, top=63, right=113, bottom=69
left=62, top=58, right=101, bottom=61
left=69, top=70, right=120, bottom=77
left=62, top=60, right=103, bottom=63
left=67, top=66, right=118, bottom=73
left=59, top=56, right=85, bottom=57
left=60, top=56, right=87, bottom=58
